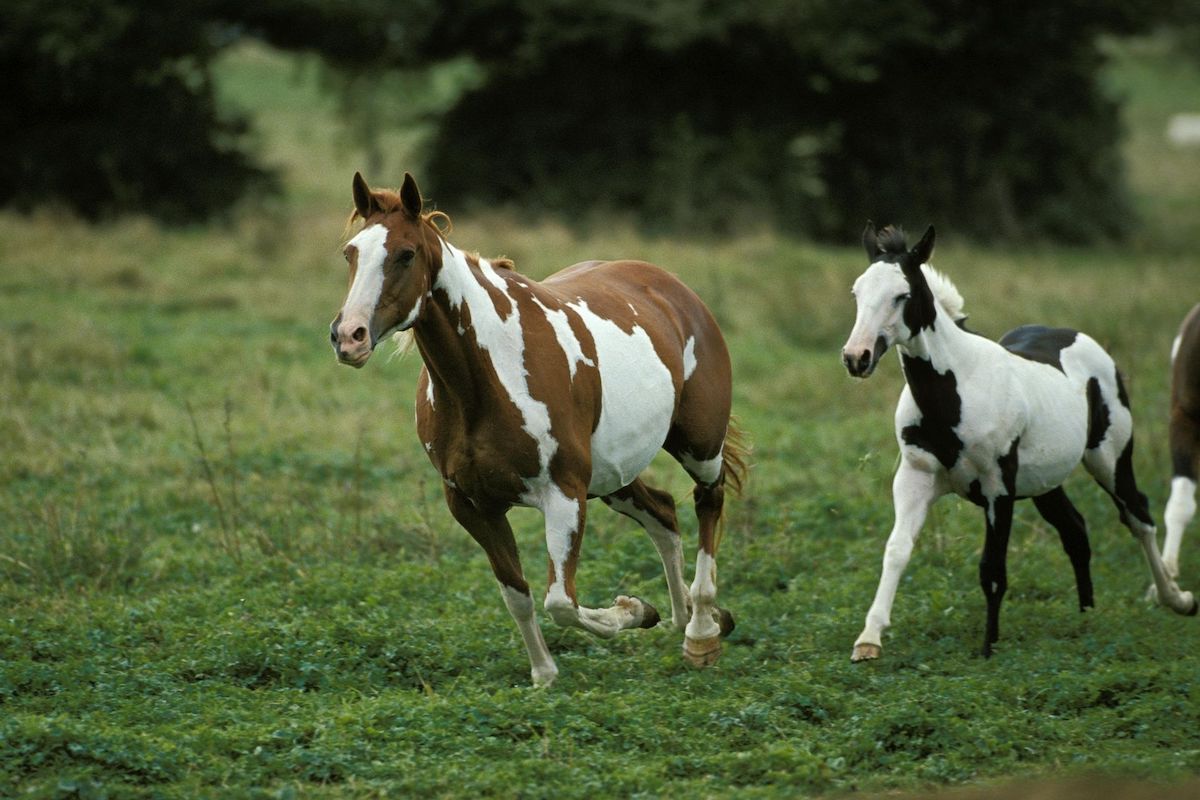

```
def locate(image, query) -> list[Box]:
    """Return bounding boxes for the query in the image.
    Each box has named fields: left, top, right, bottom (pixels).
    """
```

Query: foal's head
left=330, top=172, right=444, bottom=367
left=842, top=221, right=936, bottom=378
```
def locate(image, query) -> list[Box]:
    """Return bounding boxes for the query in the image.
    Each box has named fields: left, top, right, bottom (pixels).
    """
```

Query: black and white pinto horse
left=841, top=223, right=1197, bottom=661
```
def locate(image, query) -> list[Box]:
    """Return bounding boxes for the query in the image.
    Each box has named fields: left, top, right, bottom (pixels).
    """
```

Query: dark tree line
left=2, top=0, right=1196, bottom=239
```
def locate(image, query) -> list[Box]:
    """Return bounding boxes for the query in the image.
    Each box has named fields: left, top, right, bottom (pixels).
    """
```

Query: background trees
left=2, top=0, right=1194, bottom=239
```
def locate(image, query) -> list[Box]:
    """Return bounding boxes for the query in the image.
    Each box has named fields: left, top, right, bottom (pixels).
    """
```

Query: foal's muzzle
left=842, top=336, right=888, bottom=378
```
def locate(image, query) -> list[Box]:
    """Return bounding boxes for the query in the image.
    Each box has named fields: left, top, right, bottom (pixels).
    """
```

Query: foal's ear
left=862, top=220, right=879, bottom=261
left=400, top=172, right=423, bottom=218
left=352, top=171, right=374, bottom=219
left=911, top=224, right=935, bottom=265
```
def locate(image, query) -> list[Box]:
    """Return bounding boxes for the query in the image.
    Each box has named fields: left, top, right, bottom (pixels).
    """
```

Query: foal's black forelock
left=870, top=224, right=937, bottom=335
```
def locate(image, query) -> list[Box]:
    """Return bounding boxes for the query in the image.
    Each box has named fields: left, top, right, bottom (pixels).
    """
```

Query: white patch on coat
left=531, top=296, right=595, bottom=380
left=682, top=336, right=698, bottom=380
left=341, top=224, right=389, bottom=323
left=434, top=243, right=558, bottom=475
left=680, top=449, right=723, bottom=486
left=567, top=299, right=676, bottom=496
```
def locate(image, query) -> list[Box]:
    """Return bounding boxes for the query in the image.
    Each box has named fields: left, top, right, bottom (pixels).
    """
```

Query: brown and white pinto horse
left=1162, top=304, right=1200, bottom=595
left=329, top=172, right=747, bottom=686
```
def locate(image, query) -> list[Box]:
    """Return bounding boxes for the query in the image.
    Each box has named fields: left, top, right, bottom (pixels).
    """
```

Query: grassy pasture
left=1, top=38, right=1200, bottom=798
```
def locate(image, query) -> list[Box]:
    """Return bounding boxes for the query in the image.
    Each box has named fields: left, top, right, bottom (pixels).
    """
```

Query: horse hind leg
left=665, top=424, right=744, bottom=668
left=602, top=479, right=686, bottom=630
left=1082, top=376, right=1198, bottom=616
left=1032, top=486, right=1094, bottom=611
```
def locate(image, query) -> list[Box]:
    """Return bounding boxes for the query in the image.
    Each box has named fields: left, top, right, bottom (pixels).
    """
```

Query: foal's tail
left=721, top=417, right=751, bottom=497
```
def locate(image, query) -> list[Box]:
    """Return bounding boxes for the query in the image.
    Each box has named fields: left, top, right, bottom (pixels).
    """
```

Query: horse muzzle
left=331, top=313, right=374, bottom=368
left=842, top=335, right=888, bottom=378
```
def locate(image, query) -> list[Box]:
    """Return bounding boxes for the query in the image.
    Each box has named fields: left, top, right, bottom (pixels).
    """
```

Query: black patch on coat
left=1032, top=487, right=1094, bottom=611
left=998, top=325, right=1079, bottom=373
left=999, top=437, right=1020, bottom=495
left=1086, top=378, right=1110, bottom=450
left=900, top=354, right=963, bottom=470
left=901, top=278, right=938, bottom=335
left=1113, top=438, right=1154, bottom=528
left=1115, top=369, right=1130, bottom=409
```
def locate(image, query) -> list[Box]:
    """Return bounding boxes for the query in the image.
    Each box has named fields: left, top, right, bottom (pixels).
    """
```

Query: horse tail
left=721, top=417, right=751, bottom=497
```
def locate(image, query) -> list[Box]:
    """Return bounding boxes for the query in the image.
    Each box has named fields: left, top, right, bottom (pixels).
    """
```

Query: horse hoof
left=637, top=598, right=662, bottom=629
left=683, top=635, right=721, bottom=667
left=850, top=643, right=881, bottom=662
left=717, top=607, right=736, bottom=637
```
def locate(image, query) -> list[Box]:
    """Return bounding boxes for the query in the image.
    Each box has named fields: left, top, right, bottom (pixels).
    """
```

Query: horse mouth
left=337, top=351, right=371, bottom=369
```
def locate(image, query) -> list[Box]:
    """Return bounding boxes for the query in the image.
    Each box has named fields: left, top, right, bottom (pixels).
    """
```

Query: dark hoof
left=637, top=598, right=662, bottom=629
left=717, top=607, right=736, bottom=637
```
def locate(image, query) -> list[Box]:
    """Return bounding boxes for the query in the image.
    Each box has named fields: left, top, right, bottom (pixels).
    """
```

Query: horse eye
left=397, top=249, right=416, bottom=266
left=894, top=293, right=910, bottom=306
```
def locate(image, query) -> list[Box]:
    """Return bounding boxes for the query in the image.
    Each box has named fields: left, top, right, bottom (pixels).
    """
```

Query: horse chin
left=337, top=351, right=372, bottom=369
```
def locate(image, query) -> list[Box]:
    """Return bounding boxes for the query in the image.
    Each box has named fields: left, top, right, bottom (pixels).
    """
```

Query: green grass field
left=2, top=37, right=1199, bottom=798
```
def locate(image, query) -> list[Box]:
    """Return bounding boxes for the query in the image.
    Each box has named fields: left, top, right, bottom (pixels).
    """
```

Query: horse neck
left=411, top=241, right=519, bottom=414
left=896, top=303, right=975, bottom=374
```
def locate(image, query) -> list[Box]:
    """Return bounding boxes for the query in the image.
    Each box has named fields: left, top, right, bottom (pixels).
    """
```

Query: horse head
left=330, top=172, right=442, bottom=367
left=842, top=221, right=936, bottom=377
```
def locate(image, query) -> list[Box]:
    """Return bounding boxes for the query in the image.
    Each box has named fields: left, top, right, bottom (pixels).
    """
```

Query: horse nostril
left=330, top=329, right=338, bottom=345
left=857, top=350, right=872, bottom=371
left=351, top=326, right=367, bottom=343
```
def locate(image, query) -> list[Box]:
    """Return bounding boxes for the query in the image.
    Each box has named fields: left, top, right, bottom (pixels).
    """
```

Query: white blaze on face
left=341, top=224, right=389, bottom=326
left=568, top=299, right=676, bottom=496
left=846, top=261, right=909, bottom=358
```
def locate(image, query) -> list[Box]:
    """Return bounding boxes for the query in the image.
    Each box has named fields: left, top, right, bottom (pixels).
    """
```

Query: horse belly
left=583, top=321, right=676, bottom=496
left=1013, top=378, right=1088, bottom=497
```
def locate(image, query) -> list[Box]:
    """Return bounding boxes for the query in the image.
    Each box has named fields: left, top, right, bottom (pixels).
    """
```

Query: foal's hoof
left=683, top=635, right=722, bottom=668
left=850, top=642, right=881, bottom=662
left=717, top=607, right=736, bottom=637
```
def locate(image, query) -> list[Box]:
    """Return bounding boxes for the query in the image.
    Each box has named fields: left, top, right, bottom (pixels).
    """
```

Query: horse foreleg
left=602, top=479, right=689, bottom=630
left=684, top=480, right=735, bottom=667
left=979, top=495, right=1014, bottom=657
left=853, top=462, right=942, bottom=662
left=1163, top=410, right=1200, bottom=583
left=538, top=485, right=660, bottom=638
left=444, top=486, right=558, bottom=687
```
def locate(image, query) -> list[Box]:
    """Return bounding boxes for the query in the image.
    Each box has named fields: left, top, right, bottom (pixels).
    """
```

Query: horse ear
left=862, top=220, right=879, bottom=261
left=911, top=224, right=935, bottom=265
left=400, top=172, right=423, bottom=218
left=352, top=171, right=374, bottom=219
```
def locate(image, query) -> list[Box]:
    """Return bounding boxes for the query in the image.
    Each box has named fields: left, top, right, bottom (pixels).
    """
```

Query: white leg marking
left=531, top=486, right=654, bottom=637
left=499, top=584, right=558, bottom=687
left=1163, top=476, right=1196, bottom=579
left=1135, top=520, right=1196, bottom=614
left=680, top=449, right=723, bottom=487
left=685, top=549, right=719, bottom=640
left=606, top=496, right=689, bottom=629
left=855, top=463, right=942, bottom=657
